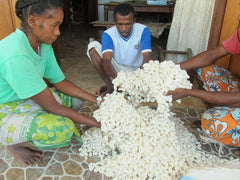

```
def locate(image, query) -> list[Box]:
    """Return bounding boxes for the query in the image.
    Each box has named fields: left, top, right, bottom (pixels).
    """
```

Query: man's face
left=32, top=8, right=63, bottom=45
left=114, top=12, right=136, bottom=39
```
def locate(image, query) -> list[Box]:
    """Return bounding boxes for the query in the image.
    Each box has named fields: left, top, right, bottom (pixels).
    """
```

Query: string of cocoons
left=79, top=60, right=228, bottom=179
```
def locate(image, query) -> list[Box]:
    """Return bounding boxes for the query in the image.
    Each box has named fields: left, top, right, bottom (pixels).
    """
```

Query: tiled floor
left=0, top=24, right=239, bottom=180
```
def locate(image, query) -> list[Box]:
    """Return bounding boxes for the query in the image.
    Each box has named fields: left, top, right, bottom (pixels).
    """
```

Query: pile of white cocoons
left=79, top=60, right=227, bottom=179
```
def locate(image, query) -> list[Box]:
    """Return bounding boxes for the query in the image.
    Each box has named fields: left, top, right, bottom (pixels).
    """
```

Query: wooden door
left=87, top=0, right=98, bottom=22
left=0, top=0, right=20, bottom=40
left=63, top=0, right=71, bottom=25
left=72, top=0, right=85, bottom=22
left=208, top=0, right=240, bottom=78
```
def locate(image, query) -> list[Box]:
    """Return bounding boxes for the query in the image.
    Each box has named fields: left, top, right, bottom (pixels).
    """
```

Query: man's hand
left=95, top=85, right=108, bottom=96
left=141, top=52, right=151, bottom=68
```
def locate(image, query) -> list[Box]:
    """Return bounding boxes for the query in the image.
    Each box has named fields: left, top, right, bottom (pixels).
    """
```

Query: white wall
left=98, top=0, right=110, bottom=21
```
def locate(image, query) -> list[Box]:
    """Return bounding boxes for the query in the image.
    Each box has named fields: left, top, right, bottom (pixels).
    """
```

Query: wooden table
left=90, top=21, right=115, bottom=29
left=103, top=2, right=174, bottom=21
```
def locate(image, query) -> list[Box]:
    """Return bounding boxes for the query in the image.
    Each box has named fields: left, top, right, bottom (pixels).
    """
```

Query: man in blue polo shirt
left=87, top=4, right=152, bottom=95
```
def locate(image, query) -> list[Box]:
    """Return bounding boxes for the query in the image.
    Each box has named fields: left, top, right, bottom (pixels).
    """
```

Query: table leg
left=104, top=7, right=108, bottom=21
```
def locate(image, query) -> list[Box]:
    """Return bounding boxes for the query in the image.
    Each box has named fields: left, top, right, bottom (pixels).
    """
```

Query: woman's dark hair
left=15, top=0, right=63, bottom=28
left=114, top=4, right=136, bottom=19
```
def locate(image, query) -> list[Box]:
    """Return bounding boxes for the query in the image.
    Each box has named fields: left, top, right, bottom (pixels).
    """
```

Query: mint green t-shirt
left=0, top=28, right=65, bottom=104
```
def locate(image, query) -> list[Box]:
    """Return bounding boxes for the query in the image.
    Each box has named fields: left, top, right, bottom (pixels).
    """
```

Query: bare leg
left=4, top=142, right=45, bottom=166
left=89, top=48, right=114, bottom=95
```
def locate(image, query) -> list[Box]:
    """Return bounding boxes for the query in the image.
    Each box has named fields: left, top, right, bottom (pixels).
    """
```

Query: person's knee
left=200, top=107, right=238, bottom=145
left=63, top=118, right=76, bottom=130
left=89, top=48, right=102, bottom=64
left=35, top=113, right=77, bottom=133
left=89, top=47, right=97, bottom=58
left=48, top=117, right=79, bottom=142
left=87, top=41, right=102, bottom=60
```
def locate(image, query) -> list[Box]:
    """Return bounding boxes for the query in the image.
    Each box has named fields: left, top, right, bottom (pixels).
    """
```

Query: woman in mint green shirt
left=0, top=0, right=101, bottom=166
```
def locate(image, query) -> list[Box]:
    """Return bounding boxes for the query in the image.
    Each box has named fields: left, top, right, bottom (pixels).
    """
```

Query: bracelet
left=96, top=96, right=102, bottom=106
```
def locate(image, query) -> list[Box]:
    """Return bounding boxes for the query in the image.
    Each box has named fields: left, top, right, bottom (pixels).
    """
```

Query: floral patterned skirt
left=197, top=65, right=240, bottom=146
left=0, top=89, right=84, bottom=148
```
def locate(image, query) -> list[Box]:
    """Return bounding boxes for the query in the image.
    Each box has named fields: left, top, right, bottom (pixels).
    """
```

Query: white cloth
left=183, top=167, right=240, bottom=180
left=166, top=0, right=215, bottom=63
left=180, top=159, right=240, bottom=180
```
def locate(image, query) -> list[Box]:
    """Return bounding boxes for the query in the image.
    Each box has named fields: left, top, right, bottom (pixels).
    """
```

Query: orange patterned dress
left=197, top=65, right=240, bottom=146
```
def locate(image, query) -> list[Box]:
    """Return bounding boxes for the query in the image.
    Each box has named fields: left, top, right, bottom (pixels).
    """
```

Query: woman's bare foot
left=4, top=142, right=45, bottom=166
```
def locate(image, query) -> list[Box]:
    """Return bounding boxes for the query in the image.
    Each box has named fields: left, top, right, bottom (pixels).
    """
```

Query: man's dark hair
left=114, top=4, right=136, bottom=19
left=15, top=0, right=63, bottom=29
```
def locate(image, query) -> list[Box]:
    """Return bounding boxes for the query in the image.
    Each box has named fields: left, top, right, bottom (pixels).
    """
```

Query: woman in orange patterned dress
left=167, top=28, right=240, bottom=147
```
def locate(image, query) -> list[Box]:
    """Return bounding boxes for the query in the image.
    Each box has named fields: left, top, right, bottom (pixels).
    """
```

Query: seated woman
left=0, top=0, right=101, bottom=166
left=166, top=27, right=240, bottom=147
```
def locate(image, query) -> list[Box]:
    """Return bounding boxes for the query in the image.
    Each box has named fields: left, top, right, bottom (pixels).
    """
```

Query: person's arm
left=166, top=88, right=240, bottom=107
left=30, top=87, right=101, bottom=127
left=180, top=44, right=229, bottom=70
left=103, top=51, right=117, bottom=78
left=54, top=79, right=97, bottom=103
left=101, top=32, right=117, bottom=78
left=140, top=27, right=152, bottom=68
left=140, top=51, right=151, bottom=68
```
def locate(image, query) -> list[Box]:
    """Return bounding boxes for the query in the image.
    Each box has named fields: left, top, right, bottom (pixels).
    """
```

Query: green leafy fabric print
left=7, top=124, right=16, bottom=133
left=54, top=129, right=70, bottom=143
left=65, top=119, right=80, bottom=137
left=48, top=132, right=54, bottom=138
left=5, top=137, right=13, bottom=143
left=0, top=120, right=4, bottom=126
left=23, top=104, right=32, bottom=110
left=19, top=113, right=28, bottom=117
left=37, top=114, right=65, bottom=130
left=0, top=112, right=7, bottom=126
left=45, top=140, right=51, bottom=144
left=73, top=128, right=80, bottom=137
left=8, top=102, right=19, bottom=112
left=0, top=112, right=7, bottom=119
left=32, top=131, right=48, bottom=140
